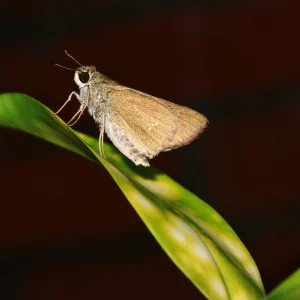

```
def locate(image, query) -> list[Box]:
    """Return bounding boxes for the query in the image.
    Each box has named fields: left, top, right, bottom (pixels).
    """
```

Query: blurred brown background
left=1, top=0, right=300, bottom=299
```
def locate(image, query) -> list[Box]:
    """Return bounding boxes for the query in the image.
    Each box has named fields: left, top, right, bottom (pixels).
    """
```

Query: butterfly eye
left=79, top=72, right=90, bottom=83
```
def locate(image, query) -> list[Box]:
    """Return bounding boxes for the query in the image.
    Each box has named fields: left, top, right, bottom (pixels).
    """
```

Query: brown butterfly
left=54, top=51, right=208, bottom=166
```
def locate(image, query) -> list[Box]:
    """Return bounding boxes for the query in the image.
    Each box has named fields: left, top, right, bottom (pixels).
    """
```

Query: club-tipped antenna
left=65, top=50, right=82, bottom=66
left=50, top=60, right=76, bottom=71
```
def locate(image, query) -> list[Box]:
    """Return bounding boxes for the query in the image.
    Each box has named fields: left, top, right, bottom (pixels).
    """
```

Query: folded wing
left=105, top=85, right=208, bottom=162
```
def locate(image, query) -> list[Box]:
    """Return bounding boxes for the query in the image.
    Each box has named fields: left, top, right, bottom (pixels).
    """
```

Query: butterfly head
left=74, top=66, right=96, bottom=88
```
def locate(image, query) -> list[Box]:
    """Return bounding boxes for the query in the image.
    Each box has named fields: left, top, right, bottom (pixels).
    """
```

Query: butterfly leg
left=99, top=114, right=106, bottom=158
left=67, top=106, right=86, bottom=126
left=55, top=91, right=80, bottom=115
left=68, top=89, right=90, bottom=126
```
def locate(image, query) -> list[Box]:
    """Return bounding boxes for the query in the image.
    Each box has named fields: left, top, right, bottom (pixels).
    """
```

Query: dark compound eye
left=79, top=72, right=90, bottom=83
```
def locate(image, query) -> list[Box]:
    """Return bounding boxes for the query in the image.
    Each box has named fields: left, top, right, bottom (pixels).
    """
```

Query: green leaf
left=266, top=269, right=300, bottom=300
left=0, top=93, right=265, bottom=300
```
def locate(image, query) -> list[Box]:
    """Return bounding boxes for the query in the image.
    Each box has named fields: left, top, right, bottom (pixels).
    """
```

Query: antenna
left=64, top=50, right=82, bottom=66
left=50, top=60, right=76, bottom=71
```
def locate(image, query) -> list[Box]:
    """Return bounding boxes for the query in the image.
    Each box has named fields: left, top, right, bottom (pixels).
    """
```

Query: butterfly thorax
left=74, top=66, right=116, bottom=122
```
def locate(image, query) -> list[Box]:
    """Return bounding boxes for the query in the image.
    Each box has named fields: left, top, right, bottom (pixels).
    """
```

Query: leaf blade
left=0, top=93, right=265, bottom=299
left=265, top=269, right=300, bottom=300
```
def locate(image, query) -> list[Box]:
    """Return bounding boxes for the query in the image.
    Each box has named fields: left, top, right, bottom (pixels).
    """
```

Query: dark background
left=1, top=0, right=300, bottom=299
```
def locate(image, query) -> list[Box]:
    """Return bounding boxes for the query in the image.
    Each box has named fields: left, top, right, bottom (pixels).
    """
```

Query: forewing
left=106, top=85, right=208, bottom=157
left=106, top=86, right=176, bottom=157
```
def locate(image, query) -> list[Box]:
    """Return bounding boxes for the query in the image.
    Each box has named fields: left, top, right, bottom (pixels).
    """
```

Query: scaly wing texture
left=105, top=85, right=208, bottom=165
left=150, top=96, right=208, bottom=151
left=106, top=86, right=175, bottom=156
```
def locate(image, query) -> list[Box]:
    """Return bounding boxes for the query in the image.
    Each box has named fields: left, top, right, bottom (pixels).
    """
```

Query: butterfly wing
left=157, top=101, right=208, bottom=151
left=105, top=85, right=207, bottom=164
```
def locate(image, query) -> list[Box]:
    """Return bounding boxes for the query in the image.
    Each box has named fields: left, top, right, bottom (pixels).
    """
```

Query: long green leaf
left=0, top=93, right=265, bottom=299
left=266, top=269, right=300, bottom=299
